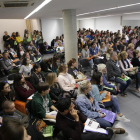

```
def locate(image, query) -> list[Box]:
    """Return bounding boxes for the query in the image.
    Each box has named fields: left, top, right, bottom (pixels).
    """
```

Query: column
left=62, top=9, right=78, bottom=64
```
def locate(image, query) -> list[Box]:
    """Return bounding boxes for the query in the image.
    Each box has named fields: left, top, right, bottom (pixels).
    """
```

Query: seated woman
left=90, top=71, right=129, bottom=122
left=76, top=80, right=112, bottom=129
left=58, top=64, right=77, bottom=98
left=120, top=44, right=126, bottom=52
left=99, top=42, right=107, bottom=56
left=67, top=58, right=87, bottom=82
left=81, top=44, right=93, bottom=68
left=19, top=58, right=32, bottom=79
left=30, top=64, right=45, bottom=91
left=14, top=74, right=35, bottom=101
left=46, top=72, right=62, bottom=104
left=97, top=64, right=117, bottom=95
left=31, top=82, right=57, bottom=120
left=0, top=82, right=15, bottom=113
left=22, top=52, right=34, bottom=65
left=17, top=44, right=24, bottom=59
left=127, top=43, right=134, bottom=59
left=56, top=41, right=65, bottom=53
left=118, top=51, right=140, bottom=92
left=52, top=55, right=60, bottom=75
left=131, top=50, right=140, bottom=67
left=106, top=47, right=113, bottom=61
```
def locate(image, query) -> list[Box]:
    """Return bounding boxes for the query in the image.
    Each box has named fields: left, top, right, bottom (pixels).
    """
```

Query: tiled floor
left=1, top=54, right=140, bottom=139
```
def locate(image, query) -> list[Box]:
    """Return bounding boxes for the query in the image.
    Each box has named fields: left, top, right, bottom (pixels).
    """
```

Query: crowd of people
left=0, top=26, right=140, bottom=140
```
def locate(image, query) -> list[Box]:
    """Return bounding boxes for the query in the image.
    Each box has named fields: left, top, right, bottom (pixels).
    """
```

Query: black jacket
left=30, top=72, right=45, bottom=90
left=131, top=57, right=140, bottom=67
left=49, top=83, right=62, bottom=101
left=106, top=59, right=124, bottom=79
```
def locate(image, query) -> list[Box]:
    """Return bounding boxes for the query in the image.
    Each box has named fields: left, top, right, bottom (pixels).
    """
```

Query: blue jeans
left=103, top=95, right=121, bottom=113
left=95, top=117, right=112, bottom=129
left=109, top=77, right=132, bottom=93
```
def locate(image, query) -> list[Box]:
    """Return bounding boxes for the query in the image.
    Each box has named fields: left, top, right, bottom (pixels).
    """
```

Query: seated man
left=0, top=51, right=17, bottom=74
left=2, top=100, right=46, bottom=140
left=86, top=32, right=93, bottom=40
left=6, top=44, right=17, bottom=59
left=89, top=42, right=100, bottom=60
left=106, top=51, right=132, bottom=96
left=112, top=39, right=120, bottom=54
left=56, top=98, right=125, bottom=140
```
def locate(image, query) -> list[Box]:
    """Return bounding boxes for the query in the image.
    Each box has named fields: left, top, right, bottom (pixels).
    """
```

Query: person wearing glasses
left=0, top=82, right=15, bottom=113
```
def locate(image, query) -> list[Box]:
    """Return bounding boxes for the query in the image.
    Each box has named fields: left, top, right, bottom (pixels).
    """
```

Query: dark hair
left=83, top=44, right=88, bottom=48
left=52, top=55, right=60, bottom=68
left=120, top=45, right=126, bottom=52
left=91, top=71, right=102, bottom=85
left=33, top=63, right=41, bottom=72
left=133, top=50, right=139, bottom=57
left=0, top=82, right=8, bottom=91
left=57, top=98, right=71, bottom=112
left=114, top=39, right=118, bottom=44
left=14, top=73, right=23, bottom=87
left=67, top=58, right=76, bottom=68
left=22, top=58, right=29, bottom=66
left=91, top=42, right=96, bottom=46
left=121, top=38, right=126, bottom=41
left=0, top=121, right=24, bottom=140
left=37, top=82, right=50, bottom=93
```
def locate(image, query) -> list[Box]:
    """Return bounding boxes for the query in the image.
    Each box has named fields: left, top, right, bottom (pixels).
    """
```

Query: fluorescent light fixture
left=78, top=15, right=113, bottom=20
left=123, top=11, right=140, bottom=15
left=77, top=3, right=140, bottom=16
left=24, top=0, right=52, bottom=19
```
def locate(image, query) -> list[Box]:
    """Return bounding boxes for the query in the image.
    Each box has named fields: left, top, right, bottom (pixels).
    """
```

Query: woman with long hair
left=14, top=73, right=35, bottom=101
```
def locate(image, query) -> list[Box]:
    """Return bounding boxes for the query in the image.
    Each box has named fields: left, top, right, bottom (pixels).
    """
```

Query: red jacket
left=14, top=81, right=35, bottom=101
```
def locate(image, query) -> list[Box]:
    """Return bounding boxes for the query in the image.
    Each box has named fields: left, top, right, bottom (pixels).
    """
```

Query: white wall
left=78, top=18, right=94, bottom=30
left=123, top=20, right=140, bottom=28
left=94, top=16, right=122, bottom=33
left=41, top=19, right=63, bottom=45
left=31, top=19, right=41, bottom=31
left=0, top=19, right=26, bottom=51
left=123, top=13, right=140, bottom=20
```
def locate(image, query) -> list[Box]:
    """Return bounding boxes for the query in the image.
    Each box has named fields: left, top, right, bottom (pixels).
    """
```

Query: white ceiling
left=0, top=0, right=140, bottom=19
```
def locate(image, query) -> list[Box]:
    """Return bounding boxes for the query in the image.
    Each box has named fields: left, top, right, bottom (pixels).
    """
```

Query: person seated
left=67, top=58, right=87, bottom=82
left=19, top=58, right=32, bottom=79
left=16, top=32, right=23, bottom=43
left=81, top=44, right=93, bottom=68
left=40, top=58, right=53, bottom=73
left=31, top=82, right=57, bottom=120
left=86, top=31, right=93, bottom=40
left=97, top=64, right=117, bottom=95
left=56, top=98, right=125, bottom=140
left=112, top=39, right=120, bottom=54
left=120, top=44, right=126, bottom=52
left=0, top=82, right=15, bottom=113
left=1, top=51, right=17, bottom=74
left=6, top=44, right=17, bottom=59
left=0, top=121, right=31, bottom=140
left=46, top=72, right=62, bottom=104
left=106, top=51, right=132, bottom=96
left=131, top=50, right=140, bottom=67
left=52, top=55, right=60, bottom=75
left=106, top=47, right=113, bottom=61
left=89, top=42, right=100, bottom=60
left=2, top=100, right=46, bottom=140
left=90, top=72, right=129, bottom=121
left=119, top=51, right=140, bottom=92
left=56, top=42, right=65, bottom=53
left=23, top=34, right=31, bottom=49
left=127, top=43, right=134, bottom=58
left=57, top=64, right=77, bottom=98
left=3, top=31, right=10, bottom=46
left=17, top=44, right=25, bottom=59
left=14, top=74, right=35, bottom=101
left=22, top=52, right=34, bottom=64
left=27, top=41, right=37, bottom=52
left=99, top=42, right=107, bottom=56
left=30, top=64, right=45, bottom=90
left=76, top=80, right=113, bottom=128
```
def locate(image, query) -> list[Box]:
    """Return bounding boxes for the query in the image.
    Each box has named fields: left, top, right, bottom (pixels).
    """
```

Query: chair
left=94, top=58, right=105, bottom=65
left=79, top=59, right=92, bottom=74
left=26, top=100, right=33, bottom=119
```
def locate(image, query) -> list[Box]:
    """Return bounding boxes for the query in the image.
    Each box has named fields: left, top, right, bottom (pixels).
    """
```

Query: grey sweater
left=106, top=59, right=124, bottom=79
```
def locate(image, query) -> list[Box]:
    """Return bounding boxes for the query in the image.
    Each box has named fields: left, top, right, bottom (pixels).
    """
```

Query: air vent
left=4, top=3, right=29, bottom=7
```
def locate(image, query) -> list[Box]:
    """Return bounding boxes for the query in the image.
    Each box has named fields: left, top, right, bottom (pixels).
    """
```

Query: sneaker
left=121, top=92, right=127, bottom=97
left=116, top=115, right=130, bottom=122
left=106, top=127, right=125, bottom=134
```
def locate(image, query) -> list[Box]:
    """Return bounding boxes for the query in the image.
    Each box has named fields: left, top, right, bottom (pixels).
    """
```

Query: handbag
left=36, top=119, right=47, bottom=133
left=128, top=67, right=138, bottom=76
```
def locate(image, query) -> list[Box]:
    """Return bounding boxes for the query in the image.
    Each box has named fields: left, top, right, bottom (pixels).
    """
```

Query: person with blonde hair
left=57, top=64, right=77, bottom=98
left=46, top=72, right=62, bottom=103
left=99, top=42, right=107, bottom=56
left=127, top=43, right=134, bottom=58
left=76, top=80, right=112, bottom=128
left=106, top=47, right=113, bottom=60
left=119, top=51, right=140, bottom=92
